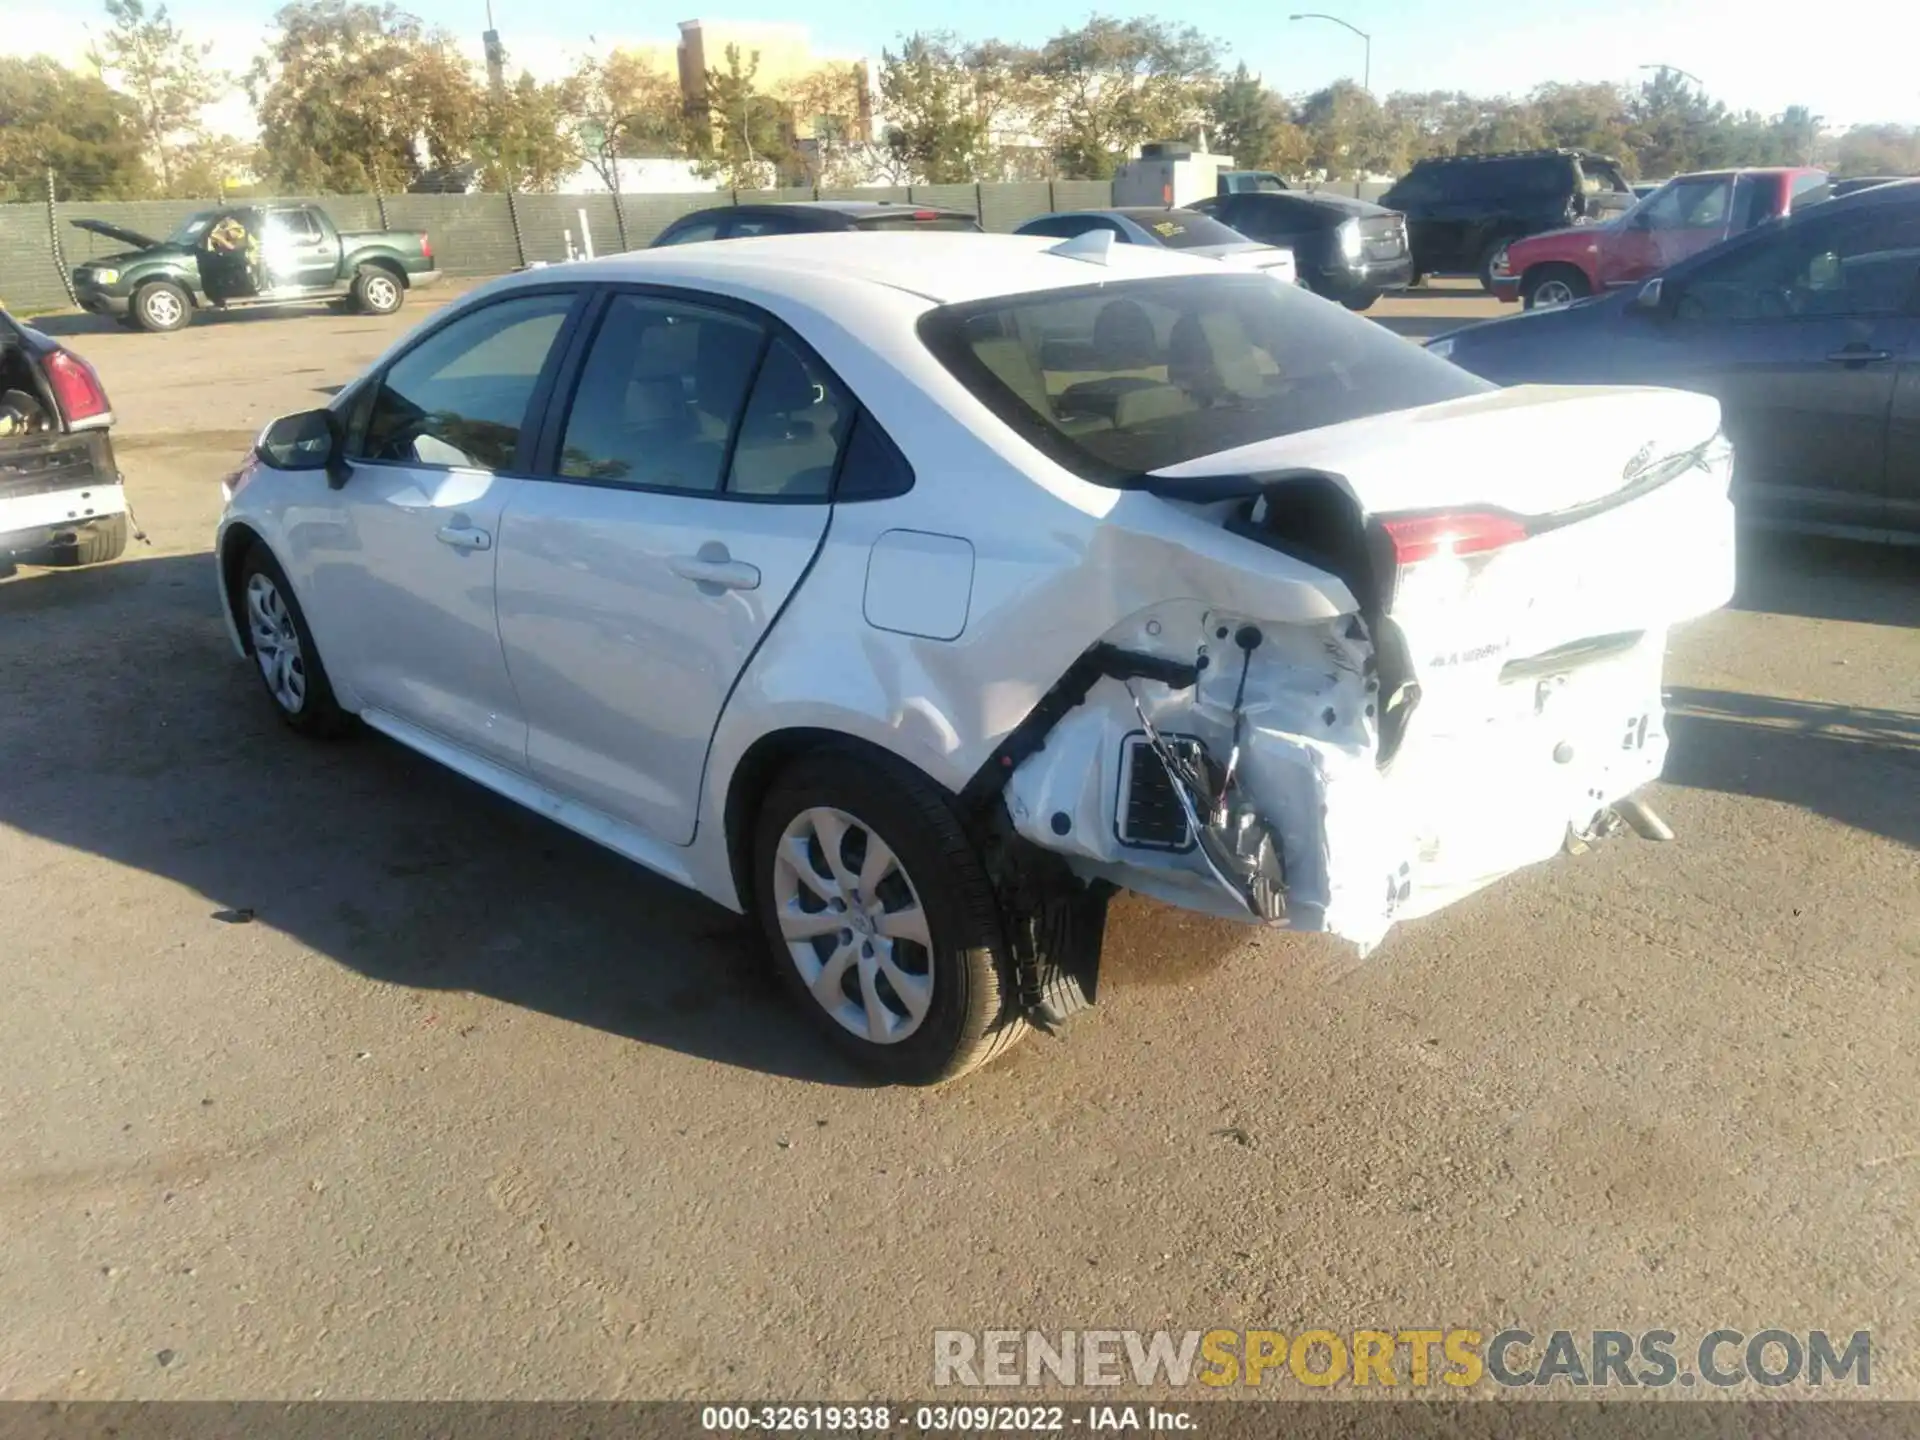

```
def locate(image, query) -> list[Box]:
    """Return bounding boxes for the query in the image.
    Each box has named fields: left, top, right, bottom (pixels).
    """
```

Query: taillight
left=1374, top=511, right=1528, bottom=611
left=912, top=210, right=939, bottom=221
left=44, top=347, right=112, bottom=427
left=1379, top=511, right=1528, bottom=564
left=420, top=234, right=433, bottom=258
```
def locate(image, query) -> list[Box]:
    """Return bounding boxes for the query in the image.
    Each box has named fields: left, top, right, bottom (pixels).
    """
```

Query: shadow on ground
left=1664, top=687, right=1920, bottom=848
left=24, top=303, right=373, bottom=339
left=0, top=549, right=1244, bottom=1085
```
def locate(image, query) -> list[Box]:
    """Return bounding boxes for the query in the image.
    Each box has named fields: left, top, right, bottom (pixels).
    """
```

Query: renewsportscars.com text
left=933, top=1328, right=1871, bottom=1390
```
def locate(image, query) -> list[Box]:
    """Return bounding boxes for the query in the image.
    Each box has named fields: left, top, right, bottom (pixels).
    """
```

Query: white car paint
left=2, top=480, right=127, bottom=550
left=217, top=232, right=1736, bottom=959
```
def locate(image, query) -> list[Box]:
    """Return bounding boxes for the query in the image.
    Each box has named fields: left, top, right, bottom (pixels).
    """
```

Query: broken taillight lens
left=44, top=347, right=112, bottom=428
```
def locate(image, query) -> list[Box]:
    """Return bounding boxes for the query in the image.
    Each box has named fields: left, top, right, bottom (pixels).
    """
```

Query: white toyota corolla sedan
left=217, top=230, right=1736, bottom=1083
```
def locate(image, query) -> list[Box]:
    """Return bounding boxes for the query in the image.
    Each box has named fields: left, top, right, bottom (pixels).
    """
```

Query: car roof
left=496, top=231, right=1217, bottom=306
left=733, top=200, right=973, bottom=216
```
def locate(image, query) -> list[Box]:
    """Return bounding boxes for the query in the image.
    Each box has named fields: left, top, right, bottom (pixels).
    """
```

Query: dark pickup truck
left=69, top=204, right=441, bottom=332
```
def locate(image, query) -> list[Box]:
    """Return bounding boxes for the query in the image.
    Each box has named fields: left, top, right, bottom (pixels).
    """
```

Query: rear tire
left=351, top=267, right=404, bottom=316
left=1522, top=265, right=1592, bottom=310
left=1477, top=238, right=1514, bottom=292
left=131, top=280, right=191, bottom=332
left=750, top=747, right=1026, bottom=1084
left=235, top=543, right=351, bottom=738
left=40, top=513, right=128, bottom=566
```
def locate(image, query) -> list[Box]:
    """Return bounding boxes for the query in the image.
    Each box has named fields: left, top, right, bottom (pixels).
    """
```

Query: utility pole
left=482, top=0, right=507, bottom=98
left=1290, top=13, right=1371, bottom=93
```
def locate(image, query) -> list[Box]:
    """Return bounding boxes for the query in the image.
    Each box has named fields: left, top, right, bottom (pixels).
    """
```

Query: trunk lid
left=1155, top=382, right=1736, bottom=737
left=1150, top=383, right=1720, bottom=519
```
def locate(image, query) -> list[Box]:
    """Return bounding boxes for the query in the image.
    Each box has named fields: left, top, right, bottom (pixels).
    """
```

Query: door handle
left=669, top=550, right=761, bottom=591
left=1826, top=346, right=1893, bottom=366
left=435, top=524, right=492, bottom=552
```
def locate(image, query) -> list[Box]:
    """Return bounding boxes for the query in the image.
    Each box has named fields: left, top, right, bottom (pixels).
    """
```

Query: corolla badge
left=1623, top=442, right=1656, bottom=481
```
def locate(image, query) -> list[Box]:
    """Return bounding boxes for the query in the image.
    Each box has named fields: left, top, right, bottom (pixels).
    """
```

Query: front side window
left=355, top=291, right=574, bottom=471
left=919, top=274, right=1489, bottom=485
left=1675, top=209, right=1920, bottom=321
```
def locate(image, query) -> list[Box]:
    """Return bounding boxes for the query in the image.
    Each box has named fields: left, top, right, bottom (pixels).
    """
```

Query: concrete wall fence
left=0, top=179, right=1394, bottom=316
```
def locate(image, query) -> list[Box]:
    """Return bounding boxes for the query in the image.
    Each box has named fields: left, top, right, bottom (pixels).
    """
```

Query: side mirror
left=256, top=408, right=345, bottom=482
left=1632, top=277, right=1665, bottom=312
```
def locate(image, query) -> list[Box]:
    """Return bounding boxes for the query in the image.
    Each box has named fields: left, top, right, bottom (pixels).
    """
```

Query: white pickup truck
left=0, top=311, right=129, bottom=568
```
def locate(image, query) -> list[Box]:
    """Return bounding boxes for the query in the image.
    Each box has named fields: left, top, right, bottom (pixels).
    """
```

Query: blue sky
left=11, top=0, right=1917, bottom=131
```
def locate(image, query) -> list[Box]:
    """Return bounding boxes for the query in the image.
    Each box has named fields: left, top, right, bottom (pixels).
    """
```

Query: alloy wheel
left=771, top=806, right=935, bottom=1044
left=245, top=571, right=308, bottom=714
left=1531, top=278, right=1577, bottom=309
left=365, top=276, right=400, bottom=311
left=144, top=290, right=184, bottom=328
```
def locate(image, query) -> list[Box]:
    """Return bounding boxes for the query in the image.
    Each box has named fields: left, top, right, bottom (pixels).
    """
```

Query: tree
left=88, top=0, right=229, bottom=194
left=877, top=33, right=991, bottom=183
left=561, top=47, right=688, bottom=191
left=1833, top=123, right=1920, bottom=176
left=249, top=0, right=483, bottom=193
left=689, top=45, right=794, bottom=189
left=475, top=72, right=578, bottom=192
left=1627, top=66, right=1726, bottom=177
left=0, top=56, right=149, bottom=200
left=165, top=131, right=255, bottom=196
left=782, top=63, right=888, bottom=187
left=1527, top=81, right=1633, bottom=160
left=1024, top=16, right=1218, bottom=179
left=1298, top=80, right=1408, bottom=177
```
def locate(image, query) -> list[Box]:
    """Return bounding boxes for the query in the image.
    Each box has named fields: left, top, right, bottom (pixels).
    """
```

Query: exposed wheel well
left=722, top=728, right=952, bottom=913
left=1523, top=260, right=1591, bottom=289
left=219, top=522, right=265, bottom=650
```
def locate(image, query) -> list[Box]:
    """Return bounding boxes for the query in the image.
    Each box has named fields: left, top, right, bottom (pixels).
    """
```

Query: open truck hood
left=1144, top=384, right=1722, bottom=519
left=69, top=218, right=165, bottom=251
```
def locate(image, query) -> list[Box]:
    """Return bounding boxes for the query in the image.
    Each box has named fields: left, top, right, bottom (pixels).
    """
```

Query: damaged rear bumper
left=993, top=606, right=1680, bottom=953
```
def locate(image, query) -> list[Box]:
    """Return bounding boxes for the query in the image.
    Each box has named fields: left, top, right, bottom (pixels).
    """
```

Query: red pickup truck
left=1492, top=167, right=1830, bottom=308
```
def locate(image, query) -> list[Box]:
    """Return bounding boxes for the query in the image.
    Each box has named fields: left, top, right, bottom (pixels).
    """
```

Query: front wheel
left=131, top=280, right=191, bottom=332
left=351, top=267, right=404, bottom=316
left=236, top=544, right=351, bottom=737
left=751, top=749, right=1026, bottom=1084
left=1522, top=266, right=1592, bottom=310
left=1340, top=289, right=1381, bottom=312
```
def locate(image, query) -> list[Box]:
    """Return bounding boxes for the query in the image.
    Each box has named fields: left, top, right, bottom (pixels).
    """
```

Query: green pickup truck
left=69, top=203, right=442, bottom=332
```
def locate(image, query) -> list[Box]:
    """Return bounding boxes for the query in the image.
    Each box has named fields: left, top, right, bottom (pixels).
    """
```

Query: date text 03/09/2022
left=700, top=1405, right=1194, bottom=1432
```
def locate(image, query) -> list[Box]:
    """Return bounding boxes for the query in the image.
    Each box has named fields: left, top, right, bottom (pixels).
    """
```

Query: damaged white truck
left=216, top=232, right=1736, bottom=1083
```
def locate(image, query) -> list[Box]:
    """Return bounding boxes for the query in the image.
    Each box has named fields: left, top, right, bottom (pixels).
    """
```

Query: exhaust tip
left=1613, top=797, right=1675, bottom=842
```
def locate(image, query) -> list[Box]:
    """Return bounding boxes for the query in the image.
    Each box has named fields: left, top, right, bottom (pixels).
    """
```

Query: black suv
left=1380, top=149, right=1635, bottom=289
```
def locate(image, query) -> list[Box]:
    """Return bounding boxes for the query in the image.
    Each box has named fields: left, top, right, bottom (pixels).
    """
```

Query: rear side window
left=355, top=291, right=574, bottom=471
left=656, top=216, right=724, bottom=246
left=727, top=337, right=854, bottom=499
left=918, top=274, right=1488, bottom=485
left=728, top=214, right=799, bottom=238
left=556, top=293, right=765, bottom=492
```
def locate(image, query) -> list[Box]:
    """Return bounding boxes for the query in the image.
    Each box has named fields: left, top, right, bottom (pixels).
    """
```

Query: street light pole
left=1289, top=12, right=1371, bottom=93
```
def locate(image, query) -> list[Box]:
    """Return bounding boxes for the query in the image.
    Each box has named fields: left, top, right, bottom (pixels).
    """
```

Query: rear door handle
left=435, top=524, right=492, bottom=552
left=1826, top=346, right=1893, bottom=365
left=669, top=550, right=761, bottom=591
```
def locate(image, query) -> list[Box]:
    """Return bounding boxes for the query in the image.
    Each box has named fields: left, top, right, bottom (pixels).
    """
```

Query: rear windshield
left=855, top=214, right=981, bottom=232
left=918, top=274, right=1489, bottom=485
left=1129, top=212, right=1249, bottom=249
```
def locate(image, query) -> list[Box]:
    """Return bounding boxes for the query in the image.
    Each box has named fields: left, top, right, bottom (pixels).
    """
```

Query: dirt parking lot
left=3, top=280, right=1918, bottom=1403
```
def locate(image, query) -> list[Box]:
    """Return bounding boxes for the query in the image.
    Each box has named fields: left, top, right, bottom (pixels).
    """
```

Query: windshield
left=166, top=212, right=219, bottom=246
left=1131, top=212, right=1250, bottom=250
left=918, top=273, right=1489, bottom=485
